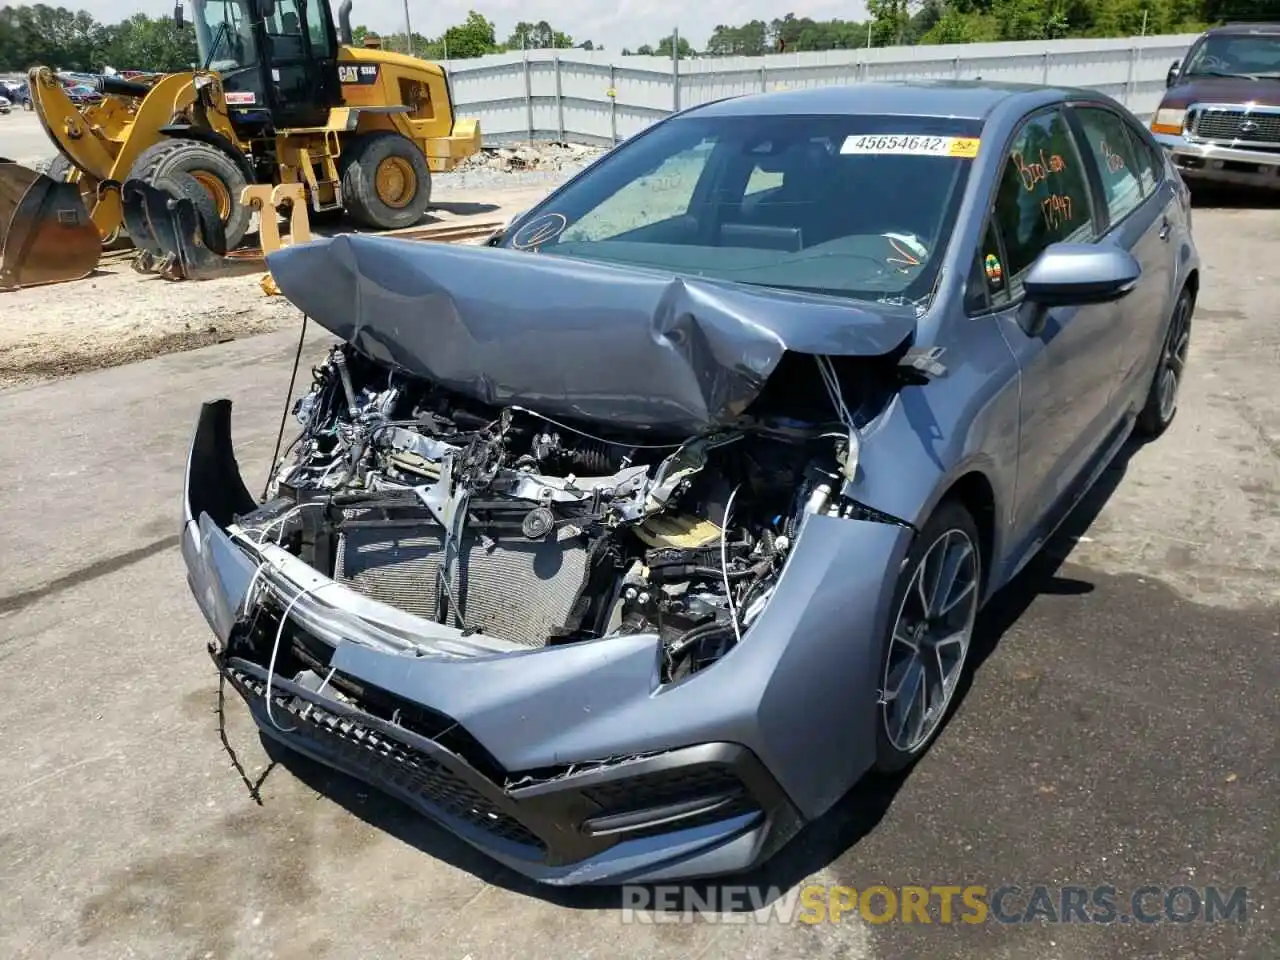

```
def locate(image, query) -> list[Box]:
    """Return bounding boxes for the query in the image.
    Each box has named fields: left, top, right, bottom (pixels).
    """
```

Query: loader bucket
left=0, top=160, right=100, bottom=291
left=121, top=177, right=259, bottom=281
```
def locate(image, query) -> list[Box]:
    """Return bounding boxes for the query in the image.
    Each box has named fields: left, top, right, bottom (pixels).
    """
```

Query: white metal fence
left=443, top=34, right=1198, bottom=146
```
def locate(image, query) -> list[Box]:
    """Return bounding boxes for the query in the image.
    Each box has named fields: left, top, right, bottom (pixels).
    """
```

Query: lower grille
left=231, top=668, right=545, bottom=851
left=1191, top=108, right=1280, bottom=147
left=334, top=518, right=589, bottom=647
left=583, top=764, right=760, bottom=838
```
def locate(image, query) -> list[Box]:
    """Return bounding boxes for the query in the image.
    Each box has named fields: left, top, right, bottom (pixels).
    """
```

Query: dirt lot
left=0, top=115, right=1277, bottom=958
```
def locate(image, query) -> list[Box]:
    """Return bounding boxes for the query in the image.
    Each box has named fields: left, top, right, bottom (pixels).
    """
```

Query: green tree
left=441, top=10, right=499, bottom=59
left=705, top=20, right=770, bottom=55
left=505, top=20, right=574, bottom=49
left=0, top=4, right=109, bottom=71
left=655, top=34, right=695, bottom=58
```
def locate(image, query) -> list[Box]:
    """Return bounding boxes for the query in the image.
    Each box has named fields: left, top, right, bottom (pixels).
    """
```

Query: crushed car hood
left=267, top=234, right=918, bottom=433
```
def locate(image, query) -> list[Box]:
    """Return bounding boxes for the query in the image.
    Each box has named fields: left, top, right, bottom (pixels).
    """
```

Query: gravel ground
left=445, top=141, right=606, bottom=192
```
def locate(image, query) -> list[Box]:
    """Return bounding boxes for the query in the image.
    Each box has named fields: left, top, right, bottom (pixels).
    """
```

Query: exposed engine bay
left=230, top=344, right=896, bottom=682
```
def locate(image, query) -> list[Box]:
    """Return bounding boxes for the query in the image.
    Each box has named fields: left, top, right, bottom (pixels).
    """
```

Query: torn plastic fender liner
left=181, top=399, right=259, bottom=646
left=265, top=235, right=920, bottom=435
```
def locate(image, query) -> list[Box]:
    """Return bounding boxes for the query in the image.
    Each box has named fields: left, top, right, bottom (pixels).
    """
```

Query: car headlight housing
left=1151, top=108, right=1187, bottom=136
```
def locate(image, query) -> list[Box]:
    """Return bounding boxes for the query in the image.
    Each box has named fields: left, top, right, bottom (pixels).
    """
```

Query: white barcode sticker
left=840, top=134, right=980, bottom=158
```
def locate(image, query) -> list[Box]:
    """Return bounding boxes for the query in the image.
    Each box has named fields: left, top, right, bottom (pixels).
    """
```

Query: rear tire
left=1135, top=286, right=1193, bottom=440
left=340, top=132, right=432, bottom=230
left=130, top=140, right=251, bottom=250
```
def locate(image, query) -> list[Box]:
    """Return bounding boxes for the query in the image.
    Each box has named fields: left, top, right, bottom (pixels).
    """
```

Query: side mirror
left=1166, top=59, right=1181, bottom=88
left=1019, top=243, right=1141, bottom=335
left=173, top=2, right=184, bottom=29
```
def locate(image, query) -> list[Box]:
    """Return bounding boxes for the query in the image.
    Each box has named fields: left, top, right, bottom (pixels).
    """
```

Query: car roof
left=1204, top=22, right=1280, bottom=36
left=684, top=80, right=1088, bottom=121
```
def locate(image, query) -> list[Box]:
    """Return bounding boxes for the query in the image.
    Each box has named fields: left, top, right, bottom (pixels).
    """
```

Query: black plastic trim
left=188, top=400, right=257, bottom=528
left=218, top=650, right=801, bottom=869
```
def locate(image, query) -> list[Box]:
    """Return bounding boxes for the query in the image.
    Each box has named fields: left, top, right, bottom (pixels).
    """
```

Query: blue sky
left=71, top=0, right=871, bottom=54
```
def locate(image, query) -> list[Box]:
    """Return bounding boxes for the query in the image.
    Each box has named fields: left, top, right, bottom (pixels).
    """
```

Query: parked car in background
left=1151, top=21, right=1280, bottom=190
left=64, top=82, right=103, bottom=105
left=0, top=95, right=11, bottom=115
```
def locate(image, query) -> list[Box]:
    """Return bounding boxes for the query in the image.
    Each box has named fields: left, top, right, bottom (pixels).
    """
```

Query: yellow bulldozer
left=0, top=0, right=481, bottom=290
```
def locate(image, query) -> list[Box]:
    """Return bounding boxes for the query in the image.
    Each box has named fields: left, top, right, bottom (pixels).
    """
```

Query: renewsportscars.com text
left=620, top=884, right=1249, bottom=925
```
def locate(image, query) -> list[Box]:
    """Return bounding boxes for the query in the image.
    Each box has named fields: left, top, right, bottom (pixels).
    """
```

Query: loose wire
left=263, top=314, right=309, bottom=499
left=720, top=483, right=743, bottom=648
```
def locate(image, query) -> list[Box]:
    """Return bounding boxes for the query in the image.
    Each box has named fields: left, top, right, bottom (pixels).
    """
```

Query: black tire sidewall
left=132, top=141, right=251, bottom=250
left=341, top=133, right=432, bottom=230
left=1136, top=287, right=1192, bottom=440
left=873, top=499, right=982, bottom=775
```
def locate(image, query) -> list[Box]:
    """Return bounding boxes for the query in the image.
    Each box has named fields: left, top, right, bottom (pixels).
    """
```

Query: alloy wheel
left=1158, top=295, right=1192, bottom=424
left=881, top=528, right=980, bottom=755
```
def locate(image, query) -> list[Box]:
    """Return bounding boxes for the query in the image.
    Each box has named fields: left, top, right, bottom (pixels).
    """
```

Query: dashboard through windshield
left=499, top=112, right=982, bottom=306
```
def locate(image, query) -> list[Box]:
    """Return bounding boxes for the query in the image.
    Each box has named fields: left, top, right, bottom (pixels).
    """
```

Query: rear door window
left=991, top=108, right=1097, bottom=296
left=1072, top=107, right=1146, bottom=226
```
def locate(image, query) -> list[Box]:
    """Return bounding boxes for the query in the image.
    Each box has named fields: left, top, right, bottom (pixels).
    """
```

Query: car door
left=1066, top=103, right=1178, bottom=409
left=984, top=107, right=1127, bottom=557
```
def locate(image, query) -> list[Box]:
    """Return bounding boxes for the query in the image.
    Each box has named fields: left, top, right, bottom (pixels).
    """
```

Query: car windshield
left=498, top=112, right=980, bottom=305
left=192, top=0, right=258, bottom=72
left=1184, top=33, right=1280, bottom=79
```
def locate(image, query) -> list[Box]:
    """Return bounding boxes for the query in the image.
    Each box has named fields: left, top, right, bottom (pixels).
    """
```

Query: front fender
left=845, top=319, right=1021, bottom=583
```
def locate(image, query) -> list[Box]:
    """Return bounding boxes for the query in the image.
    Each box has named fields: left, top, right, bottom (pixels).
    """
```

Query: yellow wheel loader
left=0, top=0, right=481, bottom=290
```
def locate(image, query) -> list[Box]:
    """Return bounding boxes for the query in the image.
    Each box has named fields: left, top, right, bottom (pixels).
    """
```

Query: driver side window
left=992, top=109, right=1097, bottom=298
left=560, top=140, right=713, bottom=243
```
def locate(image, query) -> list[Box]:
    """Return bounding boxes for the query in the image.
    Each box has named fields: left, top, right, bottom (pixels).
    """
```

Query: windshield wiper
left=1188, top=69, right=1265, bottom=80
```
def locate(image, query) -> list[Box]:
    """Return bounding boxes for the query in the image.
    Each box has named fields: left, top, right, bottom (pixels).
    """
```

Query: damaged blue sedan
left=182, top=80, right=1199, bottom=885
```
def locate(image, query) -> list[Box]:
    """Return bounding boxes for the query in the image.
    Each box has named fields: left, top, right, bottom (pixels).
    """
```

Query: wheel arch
left=939, top=470, right=998, bottom=596
left=1183, top=267, right=1199, bottom=307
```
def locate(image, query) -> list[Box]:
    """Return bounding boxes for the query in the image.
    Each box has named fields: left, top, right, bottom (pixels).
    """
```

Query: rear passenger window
left=992, top=110, right=1096, bottom=292
left=1073, top=107, right=1145, bottom=225
left=1129, top=129, right=1161, bottom=196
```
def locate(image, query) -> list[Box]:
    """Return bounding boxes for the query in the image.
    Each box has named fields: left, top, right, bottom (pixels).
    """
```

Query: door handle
left=1159, top=217, right=1171, bottom=241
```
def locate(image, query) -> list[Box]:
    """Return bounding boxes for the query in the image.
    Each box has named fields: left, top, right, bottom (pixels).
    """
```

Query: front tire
left=130, top=140, right=252, bottom=250
left=1136, top=287, right=1193, bottom=440
left=340, top=132, right=432, bottom=230
left=874, top=500, right=982, bottom=774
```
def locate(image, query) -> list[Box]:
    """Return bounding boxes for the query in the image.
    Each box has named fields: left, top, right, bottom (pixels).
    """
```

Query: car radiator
left=333, top=517, right=590, bottom=648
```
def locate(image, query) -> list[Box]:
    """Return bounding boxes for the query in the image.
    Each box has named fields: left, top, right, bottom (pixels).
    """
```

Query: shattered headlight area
left=224, top=344, right=883, bottom=683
